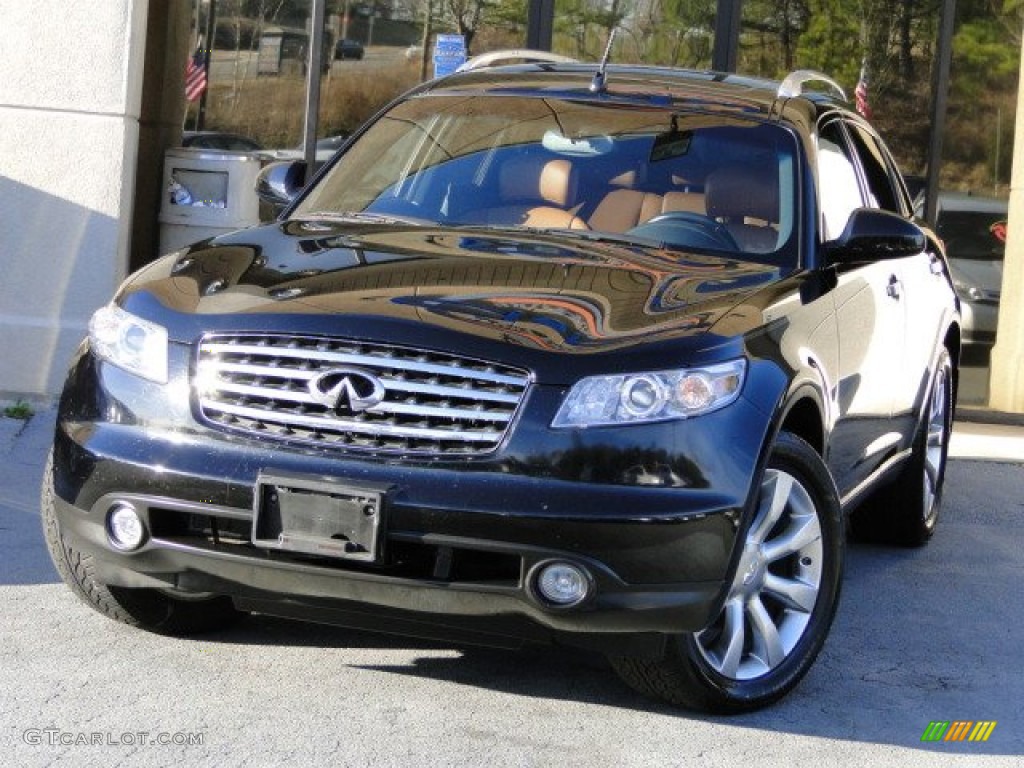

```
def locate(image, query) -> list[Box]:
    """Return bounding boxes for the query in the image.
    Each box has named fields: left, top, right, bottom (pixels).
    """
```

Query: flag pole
left=197, top=0, right=217, bottom=131
left=922, top=0, right=955, bottom=227
left=855, top=58, right=872, bottom=119
left=184, top=34, right=208, bottom=129
left=184, top=0, right=200, bottom=132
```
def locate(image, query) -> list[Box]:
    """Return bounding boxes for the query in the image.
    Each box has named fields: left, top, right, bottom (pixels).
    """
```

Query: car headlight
left=552, top=359, right=746, bottom=428
left=952, top=280, right=984, bottom=302
left=88, top=304, right=169, bottom=384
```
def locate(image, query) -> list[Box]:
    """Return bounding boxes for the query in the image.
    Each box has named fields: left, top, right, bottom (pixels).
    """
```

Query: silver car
left=933, top=192, right=1007, bottom=347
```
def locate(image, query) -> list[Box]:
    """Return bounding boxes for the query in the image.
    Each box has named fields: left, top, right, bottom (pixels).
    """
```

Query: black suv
left=44, top=62, right=960, bottom=712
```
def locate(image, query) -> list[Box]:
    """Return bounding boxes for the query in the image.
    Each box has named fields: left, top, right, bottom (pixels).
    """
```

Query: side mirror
left=826, top=208, right=926, bottom=263
left=255, top=161, right=307, bottom=211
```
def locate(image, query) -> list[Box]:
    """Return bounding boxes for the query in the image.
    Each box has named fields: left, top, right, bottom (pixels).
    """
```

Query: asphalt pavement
left=1, top=404, right=1022, bottom=767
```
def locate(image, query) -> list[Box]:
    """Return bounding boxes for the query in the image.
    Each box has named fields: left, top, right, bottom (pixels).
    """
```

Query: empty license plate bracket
left=252, top=471, right=390, bottom=562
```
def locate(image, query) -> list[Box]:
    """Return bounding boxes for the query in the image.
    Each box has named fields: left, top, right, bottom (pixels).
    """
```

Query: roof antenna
left=590, top=28, right=617, bottom=93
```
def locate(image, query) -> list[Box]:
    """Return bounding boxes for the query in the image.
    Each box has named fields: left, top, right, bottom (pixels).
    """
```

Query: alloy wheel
left=922, top=366, right=950, bottom=523
left=696, top=469, right=823, bottom=681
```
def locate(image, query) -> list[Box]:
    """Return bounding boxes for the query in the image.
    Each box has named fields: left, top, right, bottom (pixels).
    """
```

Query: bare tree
left=443, top=0, right=491, bottom=52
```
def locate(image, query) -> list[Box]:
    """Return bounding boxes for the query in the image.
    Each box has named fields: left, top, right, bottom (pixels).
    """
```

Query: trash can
left=158, top=148, right=263, bottom=254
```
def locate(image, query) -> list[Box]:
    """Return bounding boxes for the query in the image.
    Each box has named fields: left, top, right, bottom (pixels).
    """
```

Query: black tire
left=41, top=452, right=244, bottom=635
left=850, top=348, right=953, bottom=547
left=609, top=432, right=844, bottom=713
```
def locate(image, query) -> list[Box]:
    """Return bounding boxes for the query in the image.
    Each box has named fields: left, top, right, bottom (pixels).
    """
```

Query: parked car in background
left=903, top=174, right=926, bottom=203
left=259, top=134, right=351, bottom=165
left=44, top=61, right=960, bottom=714
left=334, top=38, right=364, bottom=60
left=931, top=192, right=1007, bottom=348
left=309, top=134, right=349, bottom=157
left=181, top=131, right=263, bottom=153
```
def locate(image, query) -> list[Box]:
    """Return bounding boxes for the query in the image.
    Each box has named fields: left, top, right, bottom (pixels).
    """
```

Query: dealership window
left=184, top=0, right=426, bottom=155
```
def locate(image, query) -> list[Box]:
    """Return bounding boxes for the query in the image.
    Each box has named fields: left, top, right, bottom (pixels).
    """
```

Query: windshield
left=295, top=94, right=800, bottom=266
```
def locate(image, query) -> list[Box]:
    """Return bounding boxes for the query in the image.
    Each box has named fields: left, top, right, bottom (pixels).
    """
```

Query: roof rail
left=776, top=70, right=847, bottom=102
left=457, top=49, right=578, bottom=72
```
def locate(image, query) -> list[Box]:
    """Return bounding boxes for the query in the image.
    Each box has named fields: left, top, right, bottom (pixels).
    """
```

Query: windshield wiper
left=295, top=211, right=432, bottom=226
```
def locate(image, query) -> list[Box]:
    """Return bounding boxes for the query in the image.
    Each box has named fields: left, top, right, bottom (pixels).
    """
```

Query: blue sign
left=433, top=34, right=467, bottom=78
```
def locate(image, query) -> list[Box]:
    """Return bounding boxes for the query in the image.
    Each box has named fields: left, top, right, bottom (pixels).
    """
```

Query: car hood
left=124, top=220, right=786, bottom=375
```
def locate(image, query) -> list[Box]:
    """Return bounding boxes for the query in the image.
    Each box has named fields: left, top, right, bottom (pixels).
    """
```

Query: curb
left=954, top=406, right=1024, bottom=427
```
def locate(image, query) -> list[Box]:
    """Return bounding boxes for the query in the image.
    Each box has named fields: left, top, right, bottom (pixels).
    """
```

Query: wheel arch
left=737, top=376, right=829, bottom=528
left=943, top=321, right=961, bottom=411
left=777, top=389, right=826, bottom=457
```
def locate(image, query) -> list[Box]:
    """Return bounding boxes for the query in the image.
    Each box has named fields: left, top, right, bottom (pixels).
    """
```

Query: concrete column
left=988, top=45, right=1024, bottom=413
left=131, top=1, right=191, bottom=272
left=526, top=0, right=554, bottom=51
left=0, top=1, right=150, bottom=396
left=712, top=0, right=743, bottom=72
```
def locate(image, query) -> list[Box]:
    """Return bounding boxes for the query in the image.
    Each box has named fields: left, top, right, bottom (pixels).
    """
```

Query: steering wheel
left=632, top=211, right=739, bottom=252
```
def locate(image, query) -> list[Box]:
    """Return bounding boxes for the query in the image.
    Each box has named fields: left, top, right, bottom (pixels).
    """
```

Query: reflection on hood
left=131, top=221, right=784, bottom=354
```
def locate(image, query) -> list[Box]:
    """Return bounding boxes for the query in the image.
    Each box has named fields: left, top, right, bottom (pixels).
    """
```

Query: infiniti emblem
left=307, top=367, right=386, bottom=414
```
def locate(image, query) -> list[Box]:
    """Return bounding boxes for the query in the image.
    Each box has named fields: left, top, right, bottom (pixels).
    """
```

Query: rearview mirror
left=827, top=208, right=926, bottom=263
left=650, top=120, right=692, bottom=163
left=256, top=161, right=307, bottom=212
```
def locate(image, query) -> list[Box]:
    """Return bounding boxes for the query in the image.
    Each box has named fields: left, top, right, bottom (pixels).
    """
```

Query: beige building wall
left=0, top=1, right=150, bottom=396
left=989, top=42, right=1024, bottom=414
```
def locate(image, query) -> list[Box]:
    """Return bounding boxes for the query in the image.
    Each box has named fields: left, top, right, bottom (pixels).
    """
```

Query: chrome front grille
left=195, top=335, right=531, bottom=455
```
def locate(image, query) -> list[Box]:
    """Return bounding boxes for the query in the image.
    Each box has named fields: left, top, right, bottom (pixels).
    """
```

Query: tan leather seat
left=499, top=157, right=572, bottom=206
left=520, top=207, right=589, bottom=229
left=464, top=158, right=588, bottom=229
left=704, top=167, right=779, bottom=253
left=589, top=189, right=706, bottom=233
left=662, top=191, right=707, bottom=217
left=588, top=189, right=664, bottom=232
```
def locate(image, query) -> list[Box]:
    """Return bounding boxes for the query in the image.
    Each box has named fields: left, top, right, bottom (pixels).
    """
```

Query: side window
left=845, top=124, right=904, bottom=214
left=817, top=122, right=864, bottom=240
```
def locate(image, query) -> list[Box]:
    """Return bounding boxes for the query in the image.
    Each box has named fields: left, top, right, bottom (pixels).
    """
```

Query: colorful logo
left=921, top=721, right=997, bottom=742
left=990, top=221, right=1008, bottom=243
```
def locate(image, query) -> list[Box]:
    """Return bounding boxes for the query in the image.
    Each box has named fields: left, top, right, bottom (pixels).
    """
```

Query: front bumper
left=959, top=298, right=997, bottom=346
left=51, top=344, right=779, bottom=645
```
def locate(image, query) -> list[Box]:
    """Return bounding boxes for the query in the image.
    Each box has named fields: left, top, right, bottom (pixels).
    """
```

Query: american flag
left=185, top=42, right=208, bottom=103
left=855, top=63, right=872, bottom=119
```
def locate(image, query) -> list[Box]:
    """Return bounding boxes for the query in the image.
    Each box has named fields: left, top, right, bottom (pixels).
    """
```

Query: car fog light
left=535, top=561, right=591, bottom=607
left=107, top=504, right=145, bottom=551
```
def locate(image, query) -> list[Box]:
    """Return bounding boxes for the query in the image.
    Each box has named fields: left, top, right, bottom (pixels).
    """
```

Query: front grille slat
left=368, top=400, right=513, bottom=423
left=196, top=334, right=531, bottom=456
left=201, top=342, right=527, bottom=387
left=204, top=365, right=521, bottom=406
left=204, top=361, right=319, bottom=383
left=376, top=379, right=521, bottom=405
left=202, top=401, right=503, bottom=442
left=208, top=380, right=320, bottom=406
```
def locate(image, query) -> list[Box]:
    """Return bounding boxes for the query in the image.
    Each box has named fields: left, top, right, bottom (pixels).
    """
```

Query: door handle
left=886, top=274, right=901, bottom=300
